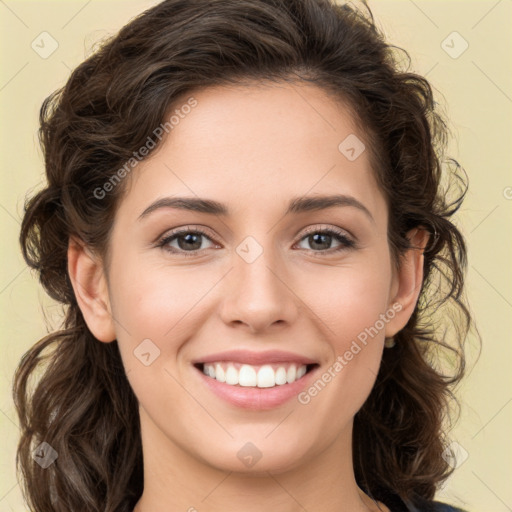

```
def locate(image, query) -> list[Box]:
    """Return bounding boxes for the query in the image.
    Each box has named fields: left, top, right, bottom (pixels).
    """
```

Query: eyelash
left=156, top=225, right=356, bottom=258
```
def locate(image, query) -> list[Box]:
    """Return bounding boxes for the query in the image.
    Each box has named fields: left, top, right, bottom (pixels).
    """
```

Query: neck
left=133, top=408, right=387, bottom=512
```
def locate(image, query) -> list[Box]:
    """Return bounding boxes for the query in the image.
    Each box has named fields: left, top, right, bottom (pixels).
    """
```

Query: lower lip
left=195, top=365, right=319, bottom=410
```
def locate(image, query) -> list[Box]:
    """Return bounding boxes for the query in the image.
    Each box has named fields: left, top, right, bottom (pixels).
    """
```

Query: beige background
left=1, top=0, right=511, bottom=510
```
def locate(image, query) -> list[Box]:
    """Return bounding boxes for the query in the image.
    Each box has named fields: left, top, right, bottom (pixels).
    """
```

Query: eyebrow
left=138, top=194, right=374, bottom=223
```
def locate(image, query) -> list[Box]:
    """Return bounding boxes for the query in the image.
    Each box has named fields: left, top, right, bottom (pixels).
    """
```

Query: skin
left=68, top=81, right=428, bottom=512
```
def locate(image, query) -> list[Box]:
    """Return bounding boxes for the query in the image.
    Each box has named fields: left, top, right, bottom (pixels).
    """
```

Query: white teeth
left=275, top=367, right=287, bottom=385
left=215, top=363, right=226, bottom=383
left=257, top=365, right=275, bottom=388
left=286, top=365, right=296, bottom=383
left=225, top=365, right=239, bottom=385
left=239, top=365, right=257, bottom=387
left=201, top=362, right=309, bottom=388
left=297, top=365, right=307, bottom=379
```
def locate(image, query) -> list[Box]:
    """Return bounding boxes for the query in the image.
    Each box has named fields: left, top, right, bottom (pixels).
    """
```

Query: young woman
left=14, top=1, right=473, bottom=511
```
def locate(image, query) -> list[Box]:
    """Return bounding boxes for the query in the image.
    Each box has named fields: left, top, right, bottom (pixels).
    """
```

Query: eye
left=156, top=225, right=356, bottom=257
left=157, top=226, right=217, bottom=256
left=295, top=226, right=355, bottom=255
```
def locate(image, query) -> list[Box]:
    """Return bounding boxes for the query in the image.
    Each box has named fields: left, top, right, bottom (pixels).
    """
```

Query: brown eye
left=296, top=228, right=355, bottom=254
left=157, top=228, right=216, bottom=256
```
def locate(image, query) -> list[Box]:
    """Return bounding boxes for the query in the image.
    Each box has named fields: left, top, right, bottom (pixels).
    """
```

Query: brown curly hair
left=13, top=0, right=475, bottom=510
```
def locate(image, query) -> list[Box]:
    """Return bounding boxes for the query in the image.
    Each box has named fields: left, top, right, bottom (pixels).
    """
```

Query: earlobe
left=384, top=227, right=430, bottom=339
left=67, top=237, right=116, bottom=343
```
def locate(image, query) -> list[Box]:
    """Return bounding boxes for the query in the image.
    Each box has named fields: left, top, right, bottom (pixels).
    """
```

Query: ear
left=67, top=237, right=116, bottom=343
left=384, top=227, right=430, bottom=338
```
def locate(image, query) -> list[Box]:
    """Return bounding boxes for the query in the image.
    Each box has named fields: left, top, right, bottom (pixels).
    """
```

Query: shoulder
left=431, top=503, right=467, bottom=512
left=383, top=494, right=468, bottom=512
left=376, top=490, right=468, bottom=512
left=411, top=500, right=468, bottom=512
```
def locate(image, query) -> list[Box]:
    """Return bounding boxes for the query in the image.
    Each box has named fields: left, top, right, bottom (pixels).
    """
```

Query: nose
left=219, top=244, right=300, bottom=334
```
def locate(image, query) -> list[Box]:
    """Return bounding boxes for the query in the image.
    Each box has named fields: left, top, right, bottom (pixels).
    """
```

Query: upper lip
left=193, top=350, right=318, bottom=366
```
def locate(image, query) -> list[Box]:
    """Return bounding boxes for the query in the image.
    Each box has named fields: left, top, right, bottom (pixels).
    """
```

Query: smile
left=199, top=362, right=312, bottom=388
left=192, top=349, right=320, bottom=409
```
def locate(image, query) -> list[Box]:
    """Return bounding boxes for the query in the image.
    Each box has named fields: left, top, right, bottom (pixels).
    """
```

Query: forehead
left=117, top=81, right=386, bottom=225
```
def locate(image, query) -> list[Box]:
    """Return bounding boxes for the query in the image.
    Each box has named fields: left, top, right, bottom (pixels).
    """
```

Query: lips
left=192, top=350, right=320, bottom=410
left=193, top=349, right=318, bottom=366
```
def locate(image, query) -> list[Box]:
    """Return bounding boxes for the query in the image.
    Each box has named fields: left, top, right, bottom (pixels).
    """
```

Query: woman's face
left=74, top=82, right=422, bottom=476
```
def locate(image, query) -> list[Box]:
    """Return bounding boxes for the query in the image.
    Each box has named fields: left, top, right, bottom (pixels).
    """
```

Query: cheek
left=108, top=263, right=205, bottom=413
left=110, top=247, right=393, bottom=362
left=304, top=257, right=393, bottom=349
left=297, top=257, right=392, bottom=415
left=110, top=257, right=207, bottom=339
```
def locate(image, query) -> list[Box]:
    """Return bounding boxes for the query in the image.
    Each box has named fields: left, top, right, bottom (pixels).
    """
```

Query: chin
left=195, top=435, right=315, bottom=475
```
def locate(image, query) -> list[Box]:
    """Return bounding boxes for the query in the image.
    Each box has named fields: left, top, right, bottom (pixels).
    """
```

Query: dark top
left=382, top=493, right=467, bottom=512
